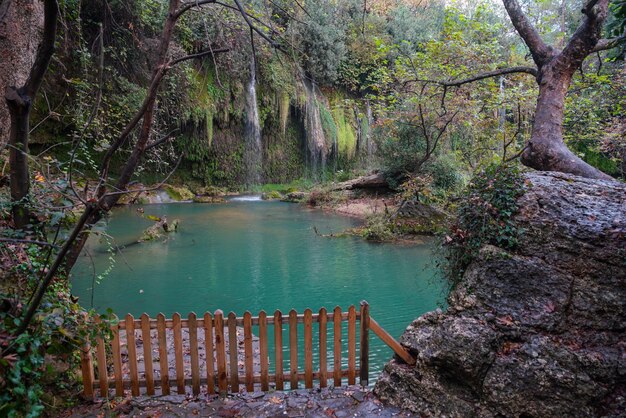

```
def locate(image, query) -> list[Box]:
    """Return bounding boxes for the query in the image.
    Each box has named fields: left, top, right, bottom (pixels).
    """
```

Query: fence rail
left=80, top=301, right=414, bottom=398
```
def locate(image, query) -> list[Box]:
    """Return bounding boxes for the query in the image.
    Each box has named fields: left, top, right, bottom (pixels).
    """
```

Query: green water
left=71, top=200, right=446, bottom=380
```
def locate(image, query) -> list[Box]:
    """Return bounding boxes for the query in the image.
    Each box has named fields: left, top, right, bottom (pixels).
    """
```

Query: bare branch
left=502, top=0, right=554, bottom=67
left=168, top=47, right=229, bottom=66
left=591, top=34, right=626, bottom=52
left=175, top=0, right=216, bottom=18
left=408, top=66, right=538, bottom=88
left=145, top=129, right=179, bottom=151
left=24, top=0, right=58, bottom=98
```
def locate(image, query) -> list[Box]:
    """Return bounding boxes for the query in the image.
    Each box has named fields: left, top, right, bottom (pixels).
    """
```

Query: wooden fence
left=80, top=301, right=415, bottom=398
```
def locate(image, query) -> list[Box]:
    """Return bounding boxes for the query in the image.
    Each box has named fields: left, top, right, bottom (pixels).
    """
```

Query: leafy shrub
left=361, top=213, right=394, bottom=242
left=424, top=156, right=464, bottom=192
left=0, top=244, right=113, bottom=417
left=441, top=164, right=525, bottom=283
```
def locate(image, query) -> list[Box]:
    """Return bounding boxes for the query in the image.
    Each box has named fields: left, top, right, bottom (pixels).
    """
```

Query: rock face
left=374, top=172, right=626, bottom=417
left=0, top=0, right=44, bottom=147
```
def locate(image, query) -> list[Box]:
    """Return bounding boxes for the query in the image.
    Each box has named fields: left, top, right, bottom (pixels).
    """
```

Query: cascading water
left=301, top=77, right=328, bottom=179
left=365, top=100, right=375, bottom=168
left=243, top=56, right=262, bottom=187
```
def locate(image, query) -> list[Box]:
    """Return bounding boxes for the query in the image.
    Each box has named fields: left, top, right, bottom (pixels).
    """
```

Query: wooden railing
left=80, top=301, right=415, bottom=398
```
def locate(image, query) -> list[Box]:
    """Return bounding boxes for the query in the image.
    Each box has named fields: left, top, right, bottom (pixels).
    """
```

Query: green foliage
left=332, top=100, right=357, bottom=159
left=0, top=244, right=114, bottom=417
left=300, top=1, right=348, bottom=83
left=376, top=122, right=427, bottom=186
left=361, top=213, right=394, bottom=242
left=423, top=156, right=465, bottom=192
left=442, top=164, right=525, bottom=284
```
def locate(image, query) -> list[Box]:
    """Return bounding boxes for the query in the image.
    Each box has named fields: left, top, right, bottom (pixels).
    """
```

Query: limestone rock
left=374, top=172, right=626, bottom=417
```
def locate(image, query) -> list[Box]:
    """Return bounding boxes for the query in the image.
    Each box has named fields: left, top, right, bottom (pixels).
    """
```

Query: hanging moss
left=319, top=101, right=338, bottom=146
left=332, top=101, right=357, bottom=158
left=278, top=92, right=290, bottom=135
left=206, top=108, right=213, bottom=147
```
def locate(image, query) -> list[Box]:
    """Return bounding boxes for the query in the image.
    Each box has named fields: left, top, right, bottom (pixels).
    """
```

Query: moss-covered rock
left=281, top=191, right=307, bottom=203
left=193, top=195, right=225, bottom=203
left=139, top=217, right=180, bottom=241
left=262, top=190, right=283, bottom=200
left=165, top=185, right=194, bottom=201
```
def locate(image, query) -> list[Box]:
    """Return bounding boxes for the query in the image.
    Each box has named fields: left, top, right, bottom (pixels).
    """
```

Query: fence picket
left=259, top=311, right=269, bottom=391
left=140, top=313, right=155, bottom=395
left=348, top=306, right=356, bottom=385
left=274, top=310, right=284, bottom=390
left=125, top=314, right=140, bottom=396
left=228, top=312, right=239, bottom=392
left=173, top=313, right=185, bottom=394
left=304, top=309, right=313, bottom=389
left=289, top=309, right=298, bottom=390
left=94, top=316, right=109, bottom=397
left=214, top=310, right=227, bottom=393
left=204, top=312, right=215, bottom=394
left=359, top=301, right=370, bottom=386
left=188, top=313, right=200, bottom=395
left=318, top=308, right=327, bottom=388
left=333, top=306, right=342, bottom=386
left=80, top=341, right=94, bottom=398
left=157, top=313, right=170, bottom=395
left=243, top=312, right=254, bottom=392
left=111, top=320, right=124, bottom=396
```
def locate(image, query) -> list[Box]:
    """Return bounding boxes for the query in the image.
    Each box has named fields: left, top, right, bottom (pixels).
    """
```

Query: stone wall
left=374, top=172, right=626, bottom=417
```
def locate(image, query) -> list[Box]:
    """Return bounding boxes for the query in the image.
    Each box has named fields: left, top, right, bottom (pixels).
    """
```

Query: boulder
left=374, top=172, right=626, bottom=417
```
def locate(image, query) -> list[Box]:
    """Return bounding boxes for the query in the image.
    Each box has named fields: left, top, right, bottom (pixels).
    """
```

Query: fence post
left=80, top=340, right=94, bottom=399
left=274, top=310, right=284, bottom=390
left=359, top=301, right=370, bottom=387
left=214, top=310, right=228, bottom=394
left=94, top=315, right=109, bottom=397
left=228, top=312, right=239, bottom=392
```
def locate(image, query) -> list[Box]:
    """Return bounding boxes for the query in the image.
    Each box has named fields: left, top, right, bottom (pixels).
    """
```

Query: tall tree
left=5, top=0, right=58, bottom=228
left=432, top=0, right=625, bottom=179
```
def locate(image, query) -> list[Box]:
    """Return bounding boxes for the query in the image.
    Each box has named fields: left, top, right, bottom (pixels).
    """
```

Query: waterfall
left=243, top=56, right=262, bottom=187
left=301, top=77, right=327, bottom=178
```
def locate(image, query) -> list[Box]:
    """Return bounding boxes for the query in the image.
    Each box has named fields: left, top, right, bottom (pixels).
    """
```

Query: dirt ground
left=61, top=386, right=416, bottom=417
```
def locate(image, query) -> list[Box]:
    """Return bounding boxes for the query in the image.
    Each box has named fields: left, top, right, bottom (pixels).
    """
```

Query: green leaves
left=442, top=164, right=525, bottom=284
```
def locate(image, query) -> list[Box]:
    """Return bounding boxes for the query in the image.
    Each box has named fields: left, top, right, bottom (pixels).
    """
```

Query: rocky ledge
left=374, top=172, right=626, bottom=417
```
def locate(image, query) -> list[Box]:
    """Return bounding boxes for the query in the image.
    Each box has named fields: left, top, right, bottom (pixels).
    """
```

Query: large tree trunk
left=502, top=0, right=615, bottom=180
left=522, top=64, right=613, bottom=180
left=0, top=0, right=44, bottom=149
left=6, top=88, right=31, bottom=227
left=4, top=0, right=58, bottom=229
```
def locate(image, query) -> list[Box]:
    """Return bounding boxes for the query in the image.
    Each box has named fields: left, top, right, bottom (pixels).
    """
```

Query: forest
left=0, top=0, right=624, bottom=417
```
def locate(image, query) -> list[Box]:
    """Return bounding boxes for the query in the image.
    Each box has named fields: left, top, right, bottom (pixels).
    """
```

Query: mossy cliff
left=374, top=172, right=626, bottom=417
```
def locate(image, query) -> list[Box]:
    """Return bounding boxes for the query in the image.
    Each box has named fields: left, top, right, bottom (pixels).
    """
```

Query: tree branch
left=561, top=0, right=610, bottom=66
left=168, top=47, right=229, bottom=66
left=591, top=34, right=626, bottom=52
left=232, top=0, right=283, bottom=51
left=24, top=0, right=58, bottom=98
left=175, top=0, right=216, bottom=18
left=145, top=129, right=179, bottom=151
left=408, top=66, right=538, bottom=88
left=502, top=0, right=554, bottom=67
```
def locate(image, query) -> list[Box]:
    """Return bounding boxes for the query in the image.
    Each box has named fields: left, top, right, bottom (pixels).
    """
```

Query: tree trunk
left=4, top=0, right=57, bottom=229
left=6, top=87, right=31, bottom=228
left=521, top=63, right=613, bottom=180
left=0, top=0, right=44, bottom=149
